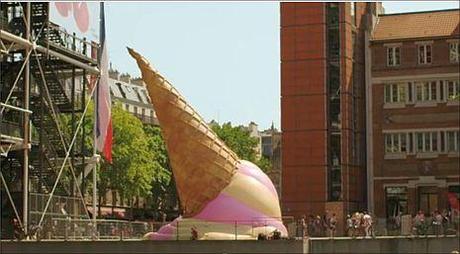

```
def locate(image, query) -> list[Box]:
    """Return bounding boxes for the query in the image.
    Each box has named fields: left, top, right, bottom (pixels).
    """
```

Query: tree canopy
left=99, top=103, right=156, bottom=199
left=211, top=122, right=272, bottom=172
left=61, top=103, right=270, bottom=217
left=66, top=102, right=171, bottom=205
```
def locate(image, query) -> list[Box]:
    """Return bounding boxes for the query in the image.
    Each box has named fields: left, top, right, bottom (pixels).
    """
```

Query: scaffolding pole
left=22, top=2, right=31, bottom=237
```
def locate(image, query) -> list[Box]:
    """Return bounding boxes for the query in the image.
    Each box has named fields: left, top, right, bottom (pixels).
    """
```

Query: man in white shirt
left=363, top=211, right=373, bottom=237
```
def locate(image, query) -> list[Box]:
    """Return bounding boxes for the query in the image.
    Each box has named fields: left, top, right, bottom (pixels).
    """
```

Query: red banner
left=448, top=192, right=460, bottom=211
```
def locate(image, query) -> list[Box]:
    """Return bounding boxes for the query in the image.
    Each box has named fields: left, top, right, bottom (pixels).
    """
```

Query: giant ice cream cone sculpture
left=128, top=48, right=287, bottom=240
left=128, top=48, right=238, bottom=216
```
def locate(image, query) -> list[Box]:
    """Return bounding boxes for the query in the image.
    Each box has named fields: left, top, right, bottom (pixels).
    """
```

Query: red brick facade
left=281, top=2, right=327, bottom=217
left=369, top=9, right=460, bottom=220
left=281, top=3, right=375, bottom=231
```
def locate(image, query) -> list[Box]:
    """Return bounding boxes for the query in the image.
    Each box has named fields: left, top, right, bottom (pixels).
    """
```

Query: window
left=327, top=3, right=339, bottom=25
left=415, top=82, right=437, bottom=102
left=408, top=133, right=414, bottom=153
left=447, top=80, right=460, bottom=101
left=439, top=81, right=444, bottom=101
left=418, top=186, right=438, bottom=216
left=350, top=2, right=356, bottom=26
left=407, top=82, right=414, bottom=103
left=125, top=104, right=130, bottom=111
left=450, top=42, right=459, bottom=63
left=440, top=131, right=445, bottom=152
left=418, top=44, right=432, bottom=64
left=134, top=106, right=138, bottom=114
left=384, top=83, right=406, bottom=103
left=387, top=47, right=400, bottom=66
left=384, top=133, right=407, bottom=154
left=446, top=131, right=459, bottom=152
left=327, top=2, right=342, bottom=203
left=415, top=131, right=438, bottom=153
left=116, top=83, right=127, bottom=98
left=328, top=31, right=340, bottom=60
left=386, top=187, right=407, bottom=218
left=352, top=32, right=357, bottom=58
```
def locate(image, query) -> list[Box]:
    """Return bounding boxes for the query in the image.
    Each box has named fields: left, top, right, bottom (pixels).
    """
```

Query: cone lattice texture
left=128, top=48, right=238, bottom=217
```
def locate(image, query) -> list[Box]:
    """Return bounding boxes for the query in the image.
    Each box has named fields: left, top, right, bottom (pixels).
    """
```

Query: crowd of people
left=298, top=211, right=340, bottom=238
left=297, top=208, right=459, bottom=238
left=389, top=209, right=459, bottom=236
left=298, top=211, right=378, bottom=238
left=345, top=211, right=375, bottom=237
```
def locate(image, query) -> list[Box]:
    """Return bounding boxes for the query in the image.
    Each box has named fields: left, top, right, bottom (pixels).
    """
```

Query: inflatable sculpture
left=128, top=48, right=287, bottom=240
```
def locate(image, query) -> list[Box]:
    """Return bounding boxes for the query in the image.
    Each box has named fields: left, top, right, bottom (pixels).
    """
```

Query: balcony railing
left=46, top=22, right=99, bottom=61
left=133, top=113, right=159, bottom=125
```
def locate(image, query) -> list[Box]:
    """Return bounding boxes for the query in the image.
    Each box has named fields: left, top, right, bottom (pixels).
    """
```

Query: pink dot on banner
left=55, top=2, right=71, bottom=17
left=73, top=2, right=89, bottom=33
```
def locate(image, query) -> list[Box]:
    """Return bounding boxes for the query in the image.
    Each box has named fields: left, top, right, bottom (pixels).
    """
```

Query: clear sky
left=105, top=1, right=459, bottom=130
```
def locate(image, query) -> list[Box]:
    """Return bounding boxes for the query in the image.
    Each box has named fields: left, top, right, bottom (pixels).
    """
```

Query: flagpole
left=92, top=77, right=98, bottom=239
left=91, top=1, right=105, bottom=239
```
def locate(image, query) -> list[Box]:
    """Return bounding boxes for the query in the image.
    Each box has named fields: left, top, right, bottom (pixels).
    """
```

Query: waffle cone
left=128, top=48, right=238, bottom=217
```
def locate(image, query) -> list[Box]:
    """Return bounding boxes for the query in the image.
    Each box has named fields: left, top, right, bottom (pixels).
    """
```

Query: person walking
left=442, top=209, right=450, bottom=235
left=13, top=218, right=22, bottom=240
left=300, top=215, right=307, bottom=237
left=314, top=215, right=322, bottom=237
left=413, top=210, right=426, bottom=236
left=346, top=214, right=353, bottom=237
left=353, top=212, right=363, bottom=237
left=433, top=210, right=443, bottom=236
left=395, top=211, right=402, bottom=235
left=190, top=226, right=198, bottom=240
left=329, top=213, right=337, bottom=238
left=363, top=212, right=373, bottom=237
left=322, top=213, right=330, bottom=237
left=307, top=215, right=315, bottom=236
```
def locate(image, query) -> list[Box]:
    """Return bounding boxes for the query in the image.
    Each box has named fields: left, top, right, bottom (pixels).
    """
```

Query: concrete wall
left=308, top=236, right=460, bottom=253
left=2, top=236, right=458, bottom=254
left=0, top=240, right=306, bottom=254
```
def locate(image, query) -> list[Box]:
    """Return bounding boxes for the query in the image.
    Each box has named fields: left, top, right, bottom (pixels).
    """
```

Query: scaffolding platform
left=1, top=2, right=100, bottom=239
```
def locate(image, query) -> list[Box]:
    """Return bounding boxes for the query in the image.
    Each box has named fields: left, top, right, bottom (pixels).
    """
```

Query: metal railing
left=36, top=218, right=153, bottom=240
left=296, top=216, right=459, bottom=238
left=29, top=217, right=296, bottom=241
left=10, top=214, right=460, bottom=241
left=0, top=103, right=29, bottom=143
left=28, top=193, right=89, bottom=234
left=132, top=113, right=159, bottom=125
left=46, top=23, right=98, bottom=61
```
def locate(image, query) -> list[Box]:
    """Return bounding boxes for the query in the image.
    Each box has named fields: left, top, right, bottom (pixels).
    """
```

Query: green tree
left=100, top=104, right=157, bottom=200
left=63, top=103, right=159, bottom=208
left=254, top=155, right=272, bottom=172
left=143, top=125, right=178, bottom=212
left=211, top=122, right=272, bottom=172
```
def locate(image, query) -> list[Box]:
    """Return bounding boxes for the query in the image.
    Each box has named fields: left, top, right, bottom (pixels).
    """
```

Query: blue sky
left=105, top=2, right=459, bottom=130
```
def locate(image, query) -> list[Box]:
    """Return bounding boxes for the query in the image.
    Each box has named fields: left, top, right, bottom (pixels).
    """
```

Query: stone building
left=108, top=68, right=159, bottom=126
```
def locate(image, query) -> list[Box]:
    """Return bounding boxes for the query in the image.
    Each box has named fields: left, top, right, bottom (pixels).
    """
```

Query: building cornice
left=370, top=35, right=460, bottom=45
left=372, top=72, right=460, bottom=83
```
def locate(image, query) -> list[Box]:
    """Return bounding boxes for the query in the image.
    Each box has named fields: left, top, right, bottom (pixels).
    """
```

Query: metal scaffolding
left=1, top=2, right=100, bottom=239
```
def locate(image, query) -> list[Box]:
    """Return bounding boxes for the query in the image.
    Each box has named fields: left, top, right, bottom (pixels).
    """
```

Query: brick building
left=368, top=9, right=460, bottom=220
left=280, top=2, right=379, bottom=228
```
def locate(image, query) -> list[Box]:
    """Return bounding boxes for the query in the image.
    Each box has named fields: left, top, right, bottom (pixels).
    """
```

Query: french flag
left=95, top=2, right=112, bottom=163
